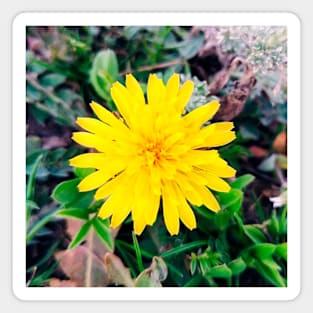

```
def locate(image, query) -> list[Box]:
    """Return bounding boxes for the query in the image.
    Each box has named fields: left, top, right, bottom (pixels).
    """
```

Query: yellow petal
left=171, top=183, right=196, bottom=230
left=175, top=80, right=194, bottom=113
left=125, top=74, right=146, bottom=107
left=164, top=73, right=180, bottom=100
left=204, top=131, right=236, bottom=147
left=213, top=122, right=234, bottom=131
left=131, top=170, right=150, bottom=235
left=76, top=117, right=113, bottom=138
left=198, top=186, right=221, bottom=213
left=94, top=172, right=126, bottom=200
left=133, top=217, right=147, bottom=235
left=200, top=160, right=236, bottom=178
left=149, top=165, right=161, bottom=195
left=69, top=153, right=107, bottom=169
left=89, top=101, right=130, bottom=134
left=178, top=200, right=196, bottom=230
left=182, top=149, right=219, bottom=166
left=98, top=196, right=115, bottom=219
left=111, top=82, right=134, bottom=127
left=194, top=169, right=231, bottom=192
left=72, top=132, right=113, bottom=152
left=110, top=192, right=132, bottom=228
left=183, top=100, right=220, bottom=128
left=147, top=74, right=165, bottom=106
left=163, top=132, right=183, bottom=150
left=144, top=193, right=160, bottom=226
left=99, top=180, right=133, bottom=225
left=111, top=207, right=131, bottom=229
left=78, top=169, right=111, bottom=192
left=162, top=181, right=180, bottom=235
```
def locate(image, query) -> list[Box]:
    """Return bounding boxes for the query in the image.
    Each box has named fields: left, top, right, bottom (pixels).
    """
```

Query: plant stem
left=119, top=58, right=183, bottom=75
left=26, top=74, right=74, bottom=115
left=85, top=228, right=94, bottom=287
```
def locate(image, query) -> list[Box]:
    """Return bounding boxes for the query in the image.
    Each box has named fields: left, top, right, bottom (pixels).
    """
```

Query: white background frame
left=13, top=12, right=300, bottom=301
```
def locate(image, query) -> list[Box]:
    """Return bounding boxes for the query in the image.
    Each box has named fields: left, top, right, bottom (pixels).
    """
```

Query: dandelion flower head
left=70, top=73, right=236, bottom=235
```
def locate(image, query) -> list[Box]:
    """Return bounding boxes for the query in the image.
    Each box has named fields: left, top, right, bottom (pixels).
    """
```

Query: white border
left=13, top=12, right=301, bottom=301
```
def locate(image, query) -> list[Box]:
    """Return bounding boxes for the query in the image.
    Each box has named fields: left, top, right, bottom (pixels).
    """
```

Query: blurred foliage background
left=26, top=26, right=287, bottom=287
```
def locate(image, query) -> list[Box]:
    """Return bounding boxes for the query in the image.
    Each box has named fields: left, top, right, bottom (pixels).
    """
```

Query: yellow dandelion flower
left=70, top=73, right=236, bottom=236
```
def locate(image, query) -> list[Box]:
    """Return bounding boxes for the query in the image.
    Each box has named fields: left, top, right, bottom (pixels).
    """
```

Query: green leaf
left=252, top=243, right=276, bottom=259
left=209, top=264, right=232, bottom=279
left=92, top=217, right=114, bottom=251
left=190, top=253, right=197, bottom=275
left=52, top=178, right=80, bottom=204
left=267, top=209, right=280, bottom=237
left=123, top=26, right=142, bottom=39
left=39, top=73, right=66, bottom=88
left=160, top=240, right=207, bottom=259
left=28, top=241, right=60, bottom=271
left=64, top=191, right=94, bottom=210
left=27, top=210, right=56, bottom=244
left=74, top=167, right=95, bottom=179
left=132, top=232, right=144, bottom=273
left=26, top=200, right=40, bottom=211
left=198, top=255, right=211, bottom=274
left=27, top=82, right=42, bottom=101
left=254, top=259, right=286, bottom=287
left=26, top=136, right=42, bottom=157
left=178, top=34, right=204, bottom=59
left=230, top=174, right=255, bottom=190
left=215, top=210, right=231, bottom=230
left=184, top=274, right=204, bottom=287
left=228, top=257, right=247, bottom=276
left=279, top=205, right=287, bottom=235
left=90, top=49, right=119, bottom=104
left=218, top=189, right=243, bottom=213
left=68, top=220, right=92, bottom=249
left=275, top=243, right=287, bottom=261
left=57, top=208, right=89, bottom=220
left=243, top=225, right=267, bottom=243
left=26, top=154, right=44, bottom=201
left=134, top=257, right=168, bottom=287
left=28, top=262, right=58, bottom=287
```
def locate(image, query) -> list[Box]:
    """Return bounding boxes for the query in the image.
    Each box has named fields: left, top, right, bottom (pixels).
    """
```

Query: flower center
left=142, top=141, right=164, bottom=167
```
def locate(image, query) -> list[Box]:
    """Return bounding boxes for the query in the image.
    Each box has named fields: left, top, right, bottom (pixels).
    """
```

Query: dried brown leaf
left=104, top=252, right=134, bottom=287
left=49, top=278, right=77, bottom=287
left=205, top=57, right=257, bottom=121
left=55, top=246, right=109, bottom=287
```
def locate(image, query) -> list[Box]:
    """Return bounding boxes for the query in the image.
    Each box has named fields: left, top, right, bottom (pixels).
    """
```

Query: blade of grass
left=115, top=239, right=154, bottom=258
left=160, top=240, right=207, bottom=259
left=26, top=210, right=56, bottom=244
left=26, top=154, right=44, bottom=186
left=116, top=239, right=184, bottom=278
left=27, top=240, right=60, bottom=271
left=115, top=241, right=137, bottom=278
left=132, top=232, right=144, bottom=273
left=183, top=274, right=205, bottom=287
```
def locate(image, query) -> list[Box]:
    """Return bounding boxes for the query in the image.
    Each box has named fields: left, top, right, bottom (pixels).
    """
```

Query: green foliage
left=26, top=26, right=288, bottom=288
left=68, top=220, right=92, bottom=249
left=52, top=170, right=114, bottom=252
left=90, top=49, right=119, bottom=109
left=92, top=217, right=114, bottom=251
